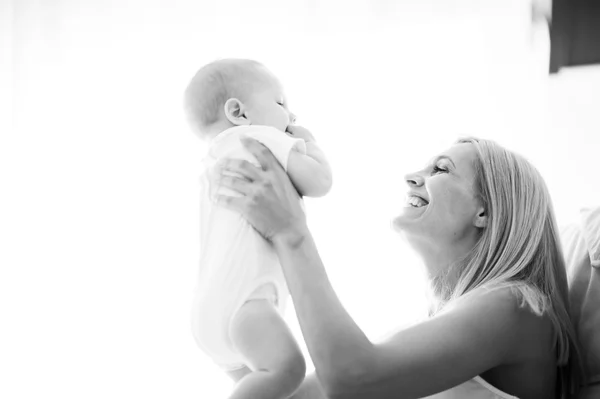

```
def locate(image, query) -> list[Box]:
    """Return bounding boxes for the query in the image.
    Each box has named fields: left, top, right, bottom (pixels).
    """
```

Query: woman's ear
left=474, top=207, right=488, bottom=228
left=224, top=98, right=250, bottom=126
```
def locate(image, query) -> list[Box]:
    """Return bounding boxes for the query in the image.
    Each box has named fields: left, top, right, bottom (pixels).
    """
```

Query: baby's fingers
left=285, top=125, right=315, bottom=142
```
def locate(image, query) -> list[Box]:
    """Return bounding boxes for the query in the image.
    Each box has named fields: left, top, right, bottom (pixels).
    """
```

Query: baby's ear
left=224, top=98, right=250, bottom=126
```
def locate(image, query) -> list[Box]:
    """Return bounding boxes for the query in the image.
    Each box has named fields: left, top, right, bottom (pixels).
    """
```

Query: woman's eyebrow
left=430, top=155, right=456, bottom=168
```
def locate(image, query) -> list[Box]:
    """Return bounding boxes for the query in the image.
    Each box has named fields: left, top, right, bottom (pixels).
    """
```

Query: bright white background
left=1, top=0, right=598, bottom=398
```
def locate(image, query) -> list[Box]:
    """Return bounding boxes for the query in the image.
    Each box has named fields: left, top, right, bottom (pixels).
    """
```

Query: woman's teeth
left=407, top=196, right=428, bottom=208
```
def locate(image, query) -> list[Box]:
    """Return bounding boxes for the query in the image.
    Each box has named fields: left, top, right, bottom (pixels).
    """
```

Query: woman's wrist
left=273, top=222, right=311, bottom=250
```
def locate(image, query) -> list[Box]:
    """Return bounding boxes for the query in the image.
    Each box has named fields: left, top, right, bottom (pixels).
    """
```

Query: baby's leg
left=228, top=298, right=306, bottom=399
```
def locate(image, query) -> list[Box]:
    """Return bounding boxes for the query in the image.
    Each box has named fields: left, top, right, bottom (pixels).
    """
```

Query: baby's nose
left=289, top=113, right=297, bottom=125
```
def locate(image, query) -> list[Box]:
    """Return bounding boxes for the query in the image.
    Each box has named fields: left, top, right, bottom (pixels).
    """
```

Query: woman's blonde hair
left=432, top=137, right=584, bottom=398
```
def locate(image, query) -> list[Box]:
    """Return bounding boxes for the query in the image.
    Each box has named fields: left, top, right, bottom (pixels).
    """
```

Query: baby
left=184, top=59, right=332, bottom=399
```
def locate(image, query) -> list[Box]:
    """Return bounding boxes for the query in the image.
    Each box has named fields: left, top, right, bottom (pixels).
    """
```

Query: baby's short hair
left=184, top=58, right=265, bottom=138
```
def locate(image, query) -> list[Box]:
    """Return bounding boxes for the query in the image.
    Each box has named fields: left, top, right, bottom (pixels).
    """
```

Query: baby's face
left=243, top=71, right=296, bottom=133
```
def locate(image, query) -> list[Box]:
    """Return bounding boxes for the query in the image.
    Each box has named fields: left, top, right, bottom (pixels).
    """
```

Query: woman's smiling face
left=393, top=143, right=485, bottom=251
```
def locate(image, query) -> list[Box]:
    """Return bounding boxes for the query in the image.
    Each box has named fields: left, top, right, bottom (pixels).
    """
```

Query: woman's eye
left=432, top=165, right=447, bottom=174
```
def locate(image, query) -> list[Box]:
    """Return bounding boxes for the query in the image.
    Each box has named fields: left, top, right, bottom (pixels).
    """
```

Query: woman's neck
left=411, top=237, right=476, bottom=309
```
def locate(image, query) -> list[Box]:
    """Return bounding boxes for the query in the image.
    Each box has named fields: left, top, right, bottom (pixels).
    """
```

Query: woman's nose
left=405, top=172, right=424, bottom=187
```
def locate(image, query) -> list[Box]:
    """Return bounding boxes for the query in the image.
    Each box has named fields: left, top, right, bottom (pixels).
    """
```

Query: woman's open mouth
left=406, top=195, right=429, bottom=208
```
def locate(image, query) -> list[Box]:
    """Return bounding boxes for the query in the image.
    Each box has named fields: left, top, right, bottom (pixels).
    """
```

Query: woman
left=212, top=136, right=583, bottom=399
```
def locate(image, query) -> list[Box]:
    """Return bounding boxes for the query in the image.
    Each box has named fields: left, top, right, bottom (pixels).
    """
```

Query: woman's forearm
left=290, top=373, right=329, bottom=399
left=273, top=226, right=374, bottom=392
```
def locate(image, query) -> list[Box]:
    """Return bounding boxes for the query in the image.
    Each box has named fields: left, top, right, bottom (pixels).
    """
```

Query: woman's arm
left=289, top=373, right=329, bottom=399
left=213, top=138, right=531, bottom=399
left=275, top=227, right=528, bottom=399
left=273, top=226, right=375, bottom=392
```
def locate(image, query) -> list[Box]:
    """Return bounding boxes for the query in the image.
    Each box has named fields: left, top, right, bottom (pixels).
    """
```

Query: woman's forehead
left=431, top=143, right=476, bottom=166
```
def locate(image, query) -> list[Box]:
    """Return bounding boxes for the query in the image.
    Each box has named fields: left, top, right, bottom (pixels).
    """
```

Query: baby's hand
left=286, top=125, right=316, bottom=143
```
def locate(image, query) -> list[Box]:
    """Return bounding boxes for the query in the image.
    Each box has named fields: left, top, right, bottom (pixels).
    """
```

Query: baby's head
left=184, top=59, right=296, bottom=140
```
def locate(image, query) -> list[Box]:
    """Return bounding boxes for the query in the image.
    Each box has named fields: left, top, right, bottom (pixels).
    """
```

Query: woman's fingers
left=208, top=136, right=306, bottom=240
left=240, top=136, right=279, bottom=171
left=214, top=193, right=246, bottom=211
left=218, top=175, right=254, bottom=196
left=222, top=158, right=262, bottom=180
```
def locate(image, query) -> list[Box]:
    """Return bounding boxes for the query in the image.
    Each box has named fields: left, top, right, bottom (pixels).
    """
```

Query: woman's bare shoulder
left=447, top=286, right=554, bottom=362
left=355, top=285, right=551, bottom=397
left=442, top=286, right=520, bottom=316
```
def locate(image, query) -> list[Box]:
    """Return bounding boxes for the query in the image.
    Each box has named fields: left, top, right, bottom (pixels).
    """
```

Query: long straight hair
left=431, top=138, right=584, bottom=398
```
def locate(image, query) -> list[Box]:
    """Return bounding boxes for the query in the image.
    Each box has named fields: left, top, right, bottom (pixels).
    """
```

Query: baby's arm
left=285, top=125, right=332, bottom=198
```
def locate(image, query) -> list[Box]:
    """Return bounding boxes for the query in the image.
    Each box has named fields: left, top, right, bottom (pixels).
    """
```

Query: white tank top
left=423, top=376, right=518, bottom=398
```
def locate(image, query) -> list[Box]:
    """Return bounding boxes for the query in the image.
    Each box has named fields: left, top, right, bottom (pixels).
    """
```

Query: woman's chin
left=393, top=206, right=426, bottom=230
left=391, top=212, right=412, bottom=233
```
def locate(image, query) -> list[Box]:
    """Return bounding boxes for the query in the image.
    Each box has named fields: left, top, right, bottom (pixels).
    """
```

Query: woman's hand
left=210, top=136, right=308, bottom=241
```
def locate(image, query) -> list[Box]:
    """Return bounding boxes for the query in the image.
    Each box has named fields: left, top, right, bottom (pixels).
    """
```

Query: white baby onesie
left=191, top=125, right=306, bottom=370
